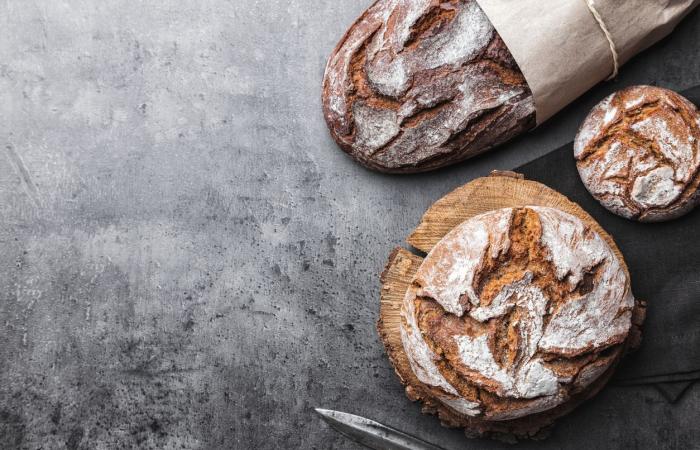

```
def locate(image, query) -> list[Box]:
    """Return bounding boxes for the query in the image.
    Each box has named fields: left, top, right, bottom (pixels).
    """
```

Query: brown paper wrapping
left=476, top=0, right=699, bottom=123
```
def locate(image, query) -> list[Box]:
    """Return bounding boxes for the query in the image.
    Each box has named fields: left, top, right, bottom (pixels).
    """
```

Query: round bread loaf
left=400, top=206, right=634, bottom=423
left=575, top=86, right=700, bottom=221
left=322, top=0, right=535, bottom=173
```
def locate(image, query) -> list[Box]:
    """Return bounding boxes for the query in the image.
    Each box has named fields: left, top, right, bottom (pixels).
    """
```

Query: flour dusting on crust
left=322, top=0, right=535, bottom=172
left=400, top=207, right=633, bottom=420
left=416, top=208, right=512, bottom=316
left=574, top=86, right=700, bottom=221
left=533, top=206, right=633, bottom=353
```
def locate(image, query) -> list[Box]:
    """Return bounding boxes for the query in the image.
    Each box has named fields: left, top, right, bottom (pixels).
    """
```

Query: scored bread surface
left=575, top=85, right=700, bottom=221
left=400, top=206, right=634, bottom=421
left=322, top=0, right=535, bottom=173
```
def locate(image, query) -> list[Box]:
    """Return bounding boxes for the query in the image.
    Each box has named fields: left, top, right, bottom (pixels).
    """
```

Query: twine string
left=585, top=0, right=619, bottom=80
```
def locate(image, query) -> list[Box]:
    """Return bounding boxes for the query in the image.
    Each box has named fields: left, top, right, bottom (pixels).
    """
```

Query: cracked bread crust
left=575, top=85, right=700, bottom=222
left=400, top=207, right=634, bottom=425
left=322, top=0, right=535, bottom=173
left=378, top=175, right=645, bottom=440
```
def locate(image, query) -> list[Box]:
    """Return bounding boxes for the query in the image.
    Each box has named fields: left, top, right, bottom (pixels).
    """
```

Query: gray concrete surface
left=0, top=1, right=699, bottom=449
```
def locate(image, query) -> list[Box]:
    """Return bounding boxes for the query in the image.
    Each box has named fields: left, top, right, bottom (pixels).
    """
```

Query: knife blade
left=314, top=408, right=446, bottom=450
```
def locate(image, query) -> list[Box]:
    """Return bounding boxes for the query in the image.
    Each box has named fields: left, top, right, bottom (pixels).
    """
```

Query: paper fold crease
left=476, top=0, right=700, bottom=123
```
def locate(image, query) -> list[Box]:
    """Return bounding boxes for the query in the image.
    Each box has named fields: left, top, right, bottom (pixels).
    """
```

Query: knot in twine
left=585, top=0, right=619, bottom=80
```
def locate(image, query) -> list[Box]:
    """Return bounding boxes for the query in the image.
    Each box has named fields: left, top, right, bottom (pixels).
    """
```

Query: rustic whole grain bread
left=400, top=206, right=634, bottom=426
left=575, top=86, right=700, bottom=222
left=322, top=0, right=535, bottom=173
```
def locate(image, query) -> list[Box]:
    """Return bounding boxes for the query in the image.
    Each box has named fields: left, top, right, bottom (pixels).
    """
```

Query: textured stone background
left=0, top=1, right=699, bottom=449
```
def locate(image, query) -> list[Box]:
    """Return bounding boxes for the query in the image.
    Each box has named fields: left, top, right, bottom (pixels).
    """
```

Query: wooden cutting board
left=377, top=172, right=645, bottom=440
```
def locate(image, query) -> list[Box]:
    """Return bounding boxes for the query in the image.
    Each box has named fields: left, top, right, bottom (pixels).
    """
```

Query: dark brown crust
left=377, top=175, right=646, bottom=440
left=414, top=207, right=629, bottom=409
left=322, top=0, right=536, bottom=173
left=575, top=85, right=700, bottom=222
left=378, top=247, right=645, bottom=441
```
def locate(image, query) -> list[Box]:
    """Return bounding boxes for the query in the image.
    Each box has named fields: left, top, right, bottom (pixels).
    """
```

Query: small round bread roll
left=400, top=207, right=634, bottom=428
left=575, top=86, right=700, bottom=222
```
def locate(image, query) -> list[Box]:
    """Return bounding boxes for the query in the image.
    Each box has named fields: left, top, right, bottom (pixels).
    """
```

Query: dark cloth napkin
left=516, top=86, right=700, bottom=402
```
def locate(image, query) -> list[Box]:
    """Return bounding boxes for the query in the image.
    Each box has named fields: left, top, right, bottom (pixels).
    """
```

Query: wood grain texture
left=406, top=172, right=629, bottom=279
